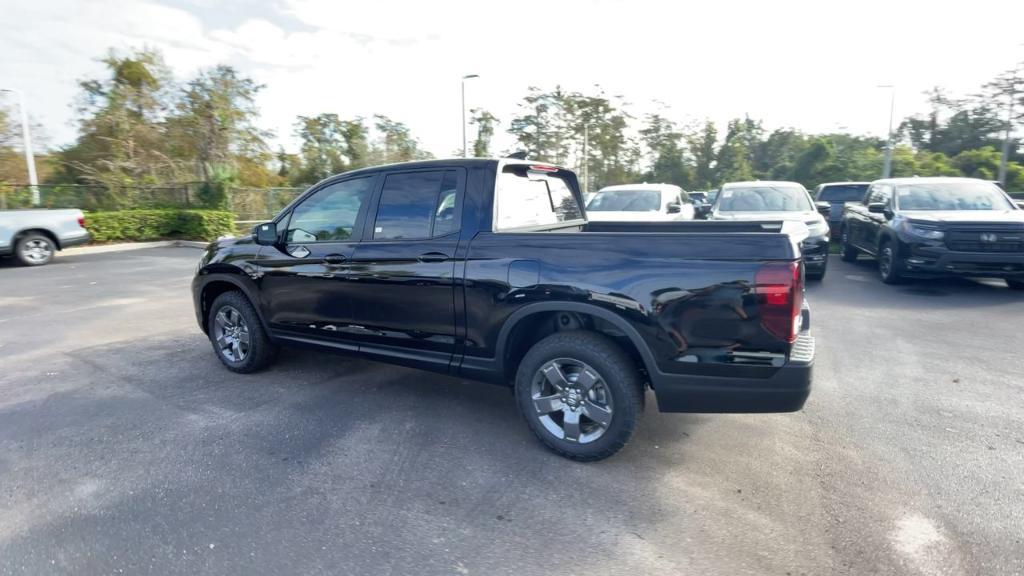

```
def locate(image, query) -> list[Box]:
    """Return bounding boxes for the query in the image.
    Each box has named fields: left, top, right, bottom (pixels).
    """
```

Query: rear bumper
left=651, top=331, right=814, bottom=413
left=904, top=245, right=1024, bottom=278
left=60, top=231, right=91, bottom=249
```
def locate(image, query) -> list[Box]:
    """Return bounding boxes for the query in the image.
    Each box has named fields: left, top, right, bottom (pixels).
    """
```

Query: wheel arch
left=196, top=272, right=268, bottom=335
left=13, top=228, right=61, bottom=250
left=495, top=302, right=658, bottom=385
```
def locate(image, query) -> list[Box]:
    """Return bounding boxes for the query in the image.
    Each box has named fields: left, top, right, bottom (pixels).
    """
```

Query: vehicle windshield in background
left=718, top=186, right=812, bottom=212
left=494, top=165, right=583, bottom=230
left=895, top=182, right=1015, bottom=211
left=819, top=184, right=868, bottom=203
left=586, top=190, right=662, bottom=212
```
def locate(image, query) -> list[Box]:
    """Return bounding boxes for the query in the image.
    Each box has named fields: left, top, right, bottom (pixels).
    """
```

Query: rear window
left=818, top=184, right=868, bottom=203
left=494, top=165, right=584, bottom=230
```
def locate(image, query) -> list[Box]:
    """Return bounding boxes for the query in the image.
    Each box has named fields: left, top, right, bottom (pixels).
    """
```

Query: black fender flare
left=493, top=301, right=660, bottom=382
left=194, top=270, right=270, bottom=335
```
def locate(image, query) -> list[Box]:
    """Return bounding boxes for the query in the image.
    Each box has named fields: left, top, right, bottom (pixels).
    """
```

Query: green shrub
left=85, top=209, right=236, bottom=243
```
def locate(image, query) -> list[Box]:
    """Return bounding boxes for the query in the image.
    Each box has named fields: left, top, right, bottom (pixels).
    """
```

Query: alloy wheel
left=530, top=358, right=614, bottom=444
left=879, top=246, right=893, bottom=279
left=21, top=239, right=53, bottom=264
left=214, top=305, right=251, bottom=362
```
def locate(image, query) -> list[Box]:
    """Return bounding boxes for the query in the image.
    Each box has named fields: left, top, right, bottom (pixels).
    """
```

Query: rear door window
left=371, top=170, right=461, bottom=240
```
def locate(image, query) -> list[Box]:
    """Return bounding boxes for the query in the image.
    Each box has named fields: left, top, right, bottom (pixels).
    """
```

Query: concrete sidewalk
left=62, top=239, right=209, bottom=255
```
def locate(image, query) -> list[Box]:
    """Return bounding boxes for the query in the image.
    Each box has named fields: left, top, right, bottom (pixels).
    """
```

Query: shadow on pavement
left=1, top=332, right=712, bottom=574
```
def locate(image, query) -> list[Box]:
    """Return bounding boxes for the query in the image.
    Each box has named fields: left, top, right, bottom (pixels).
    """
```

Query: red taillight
left=77, top=216, right=86, bottom=228
left=528, top=164, right=558, bottom=172
left=755, top=261, right=803, bottom=342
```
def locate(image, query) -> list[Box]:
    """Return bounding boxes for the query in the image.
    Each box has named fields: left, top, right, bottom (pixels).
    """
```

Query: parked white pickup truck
left=0, top=209, right=91, bottom=266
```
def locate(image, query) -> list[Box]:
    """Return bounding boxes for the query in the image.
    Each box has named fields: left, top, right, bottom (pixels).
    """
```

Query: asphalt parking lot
left=1, top=247, right=1022, bottom=576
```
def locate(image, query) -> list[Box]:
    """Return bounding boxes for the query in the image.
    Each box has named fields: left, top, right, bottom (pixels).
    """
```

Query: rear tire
left=207, top=291, right=278, bottom=373
left=839, top=228, right=858, bottom=262
left=515, top=331, right=643, bottom=461
left=1007, top=279, right=1024, bottom=291
left=15, top=234, right=55, bottom=266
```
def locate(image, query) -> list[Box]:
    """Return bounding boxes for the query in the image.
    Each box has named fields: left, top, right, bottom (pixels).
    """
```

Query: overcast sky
left=2, top=0, right=1023, bottom=156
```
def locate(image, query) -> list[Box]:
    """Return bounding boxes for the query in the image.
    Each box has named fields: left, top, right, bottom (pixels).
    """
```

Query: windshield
left=586, top=189, right=663, bottom=212
left=717, top=185, right=812, bottom=212
left=818, top=184, right=867, bottom=203
left=895, top=182, right=1015, bottom=211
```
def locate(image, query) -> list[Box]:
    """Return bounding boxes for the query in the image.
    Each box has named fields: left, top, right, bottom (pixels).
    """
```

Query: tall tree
left=58, top=48, right=175, bottom=187
left=294, top=113, right=348, bottom=183
left=639, top=113, right=690, bottom=187
left=714, top=118, right=755, bottom=183
left=470, top=108, right=499, bottom=158
left=166, top=65, right=272, bottom=186
left=372, top=115, right=431, bottom=164
left=507, top=86, right=573, bottom=163
left=686, top=120, right=718, bottom=189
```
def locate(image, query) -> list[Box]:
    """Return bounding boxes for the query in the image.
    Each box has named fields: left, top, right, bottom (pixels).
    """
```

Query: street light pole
left=997, top=56, right=1022, bottom=188
left=461, top=74, right=479, bottom=158
left=1, top=88, right=40, bottom=205
left=877, top=85, right=895, bottom=179
left=582, top=124, right=589, bottom=193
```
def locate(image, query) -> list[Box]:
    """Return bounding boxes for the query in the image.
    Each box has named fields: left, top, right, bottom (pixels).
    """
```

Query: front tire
left=839, top=228, right=858, bottom=262
left=207, top=291, right=278, bottom=373
left=878, top=240, right=905, bottom=285
left=807, top=267, right=826, bottom=282
left=15, top=234, right=55, bottom=266
left=515, top=331, right=643, bottom=461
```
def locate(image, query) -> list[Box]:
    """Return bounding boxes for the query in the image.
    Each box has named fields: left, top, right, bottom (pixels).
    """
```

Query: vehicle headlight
left=806, top=220, right=829, bottom=237
left=902, top=221, right=944, bottom=240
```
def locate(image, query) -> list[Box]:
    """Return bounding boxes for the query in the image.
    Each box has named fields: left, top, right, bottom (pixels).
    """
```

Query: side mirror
left=1016, top=201, right=1024, bottom=210
left=695, top=204, right=712, bottom=219
left=254, top=222, right=278, bottom=245
left=667, top=202, right=681, bottom=214
left=867, top=202, right=886, bottom=214
left=814, top=201, right=831, bottom=217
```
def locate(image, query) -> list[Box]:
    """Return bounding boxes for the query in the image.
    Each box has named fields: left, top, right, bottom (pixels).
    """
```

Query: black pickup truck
left=192, top=158, right=815, bottom=460
left=840, top=177, right=1024, bottom=288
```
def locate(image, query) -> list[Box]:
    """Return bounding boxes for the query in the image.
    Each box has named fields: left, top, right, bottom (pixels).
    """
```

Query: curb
left=63, top=239, right=210, bottom=256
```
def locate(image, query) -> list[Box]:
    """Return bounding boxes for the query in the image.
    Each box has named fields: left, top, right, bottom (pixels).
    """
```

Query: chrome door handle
left=323, top=254, right=347, bottom=265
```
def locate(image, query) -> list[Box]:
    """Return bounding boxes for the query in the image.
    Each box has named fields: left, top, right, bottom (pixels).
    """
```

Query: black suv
left=813, top=182, right=869, bottom=239
left=840, top=177, right=1024, bottom=287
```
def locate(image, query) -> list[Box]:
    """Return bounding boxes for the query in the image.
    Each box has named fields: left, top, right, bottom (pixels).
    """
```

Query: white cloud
left=2, top=0, right=1023, bottom=158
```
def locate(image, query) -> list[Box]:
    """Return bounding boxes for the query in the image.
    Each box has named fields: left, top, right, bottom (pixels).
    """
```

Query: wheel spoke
left=533, top=394, right=564, bottom=415
left=582, top=400, right=612, bottom=427
left=231, top=341, right=242, bottom=360
left=562, top=410, right=581, bottom=442
left=215, top=311, right=229, bottom=331
left=575, top=368, right=600, bottom=393
left=541, top=363, right=570, bottom=391
left=216, top=335, right=230, bottom=349
left=237, top=330, right=250, bottom=345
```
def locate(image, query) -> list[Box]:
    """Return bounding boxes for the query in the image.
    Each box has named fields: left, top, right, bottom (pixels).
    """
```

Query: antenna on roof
left=506, top=151, right=528, bottom=160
